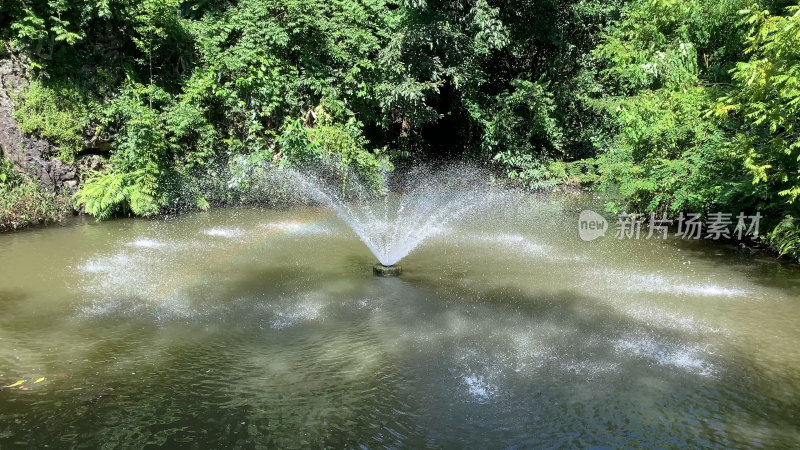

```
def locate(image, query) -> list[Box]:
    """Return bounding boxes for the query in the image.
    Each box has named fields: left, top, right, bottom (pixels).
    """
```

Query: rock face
left=0, top=54, right=79, bottom=194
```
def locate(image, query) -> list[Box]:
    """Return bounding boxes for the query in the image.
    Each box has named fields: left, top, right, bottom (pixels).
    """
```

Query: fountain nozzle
left=373, top=264, right=402, bottom=276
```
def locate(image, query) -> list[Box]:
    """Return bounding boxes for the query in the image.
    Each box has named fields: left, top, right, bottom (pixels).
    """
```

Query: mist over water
left=283, top=163, right=499, bottom=266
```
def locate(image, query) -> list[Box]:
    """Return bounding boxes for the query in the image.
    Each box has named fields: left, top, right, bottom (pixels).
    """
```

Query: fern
left=73, top=170, right=159, bottom=221
left=765, top=216, right=800, bottom=260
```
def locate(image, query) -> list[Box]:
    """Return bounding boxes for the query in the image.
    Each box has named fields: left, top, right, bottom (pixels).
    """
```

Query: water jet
left=373, top=263, right=402, bottom=276
left=287, top=164, right=494, bottom=272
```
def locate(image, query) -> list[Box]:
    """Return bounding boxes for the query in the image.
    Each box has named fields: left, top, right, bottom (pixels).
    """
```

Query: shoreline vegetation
left=1, top=0, right=799, bottom=261
left=0, top=157, right=70, bottom=231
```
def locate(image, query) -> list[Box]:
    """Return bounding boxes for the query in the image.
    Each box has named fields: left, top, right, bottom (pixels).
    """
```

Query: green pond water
left=1, top=195, right=799, bottom=448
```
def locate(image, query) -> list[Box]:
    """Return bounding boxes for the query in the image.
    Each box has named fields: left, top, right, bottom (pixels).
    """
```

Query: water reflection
left=0, top=197, right=799, bottom=447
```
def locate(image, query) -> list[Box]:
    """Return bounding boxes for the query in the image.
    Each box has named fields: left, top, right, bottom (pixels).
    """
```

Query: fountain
left=285, top=163, right=495, bottom=275
left=373, top=263, right=402, bottom=276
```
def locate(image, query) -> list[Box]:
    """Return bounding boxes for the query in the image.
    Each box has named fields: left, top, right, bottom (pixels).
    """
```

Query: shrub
left=765, top=216, right=800, bottom=261
left=277, top=111, right=392, bottom=196
left=0, top=157, right=70, bottom=231
left=12, top=79, right=92, bottom=163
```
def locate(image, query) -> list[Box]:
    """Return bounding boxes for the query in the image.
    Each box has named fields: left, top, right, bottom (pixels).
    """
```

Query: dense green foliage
left=1, top=0, right=799, bottom=258
left=586, top=0, right=800, bottom=259
left=719, top=4, right=800, bottom=259
left=11, top=79, right=90, bottom=161
left=586, top=0, right=751, bottom=214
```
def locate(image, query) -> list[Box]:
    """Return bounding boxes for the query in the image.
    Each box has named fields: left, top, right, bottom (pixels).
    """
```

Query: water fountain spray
left=287, top=163, right=493, bottom=275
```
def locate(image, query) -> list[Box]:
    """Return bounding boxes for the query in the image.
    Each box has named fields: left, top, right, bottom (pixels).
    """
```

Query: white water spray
left=288, top=165, right=494, bottom=266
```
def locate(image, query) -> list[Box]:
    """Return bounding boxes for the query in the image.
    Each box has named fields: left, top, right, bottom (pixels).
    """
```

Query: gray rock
left=77, top=153, right=105, bottom=173
left=0, top=53, right=79, bottom=195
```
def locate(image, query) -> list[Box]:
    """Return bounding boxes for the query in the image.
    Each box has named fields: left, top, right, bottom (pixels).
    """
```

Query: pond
left=1, top=195, right=799, bottom=447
